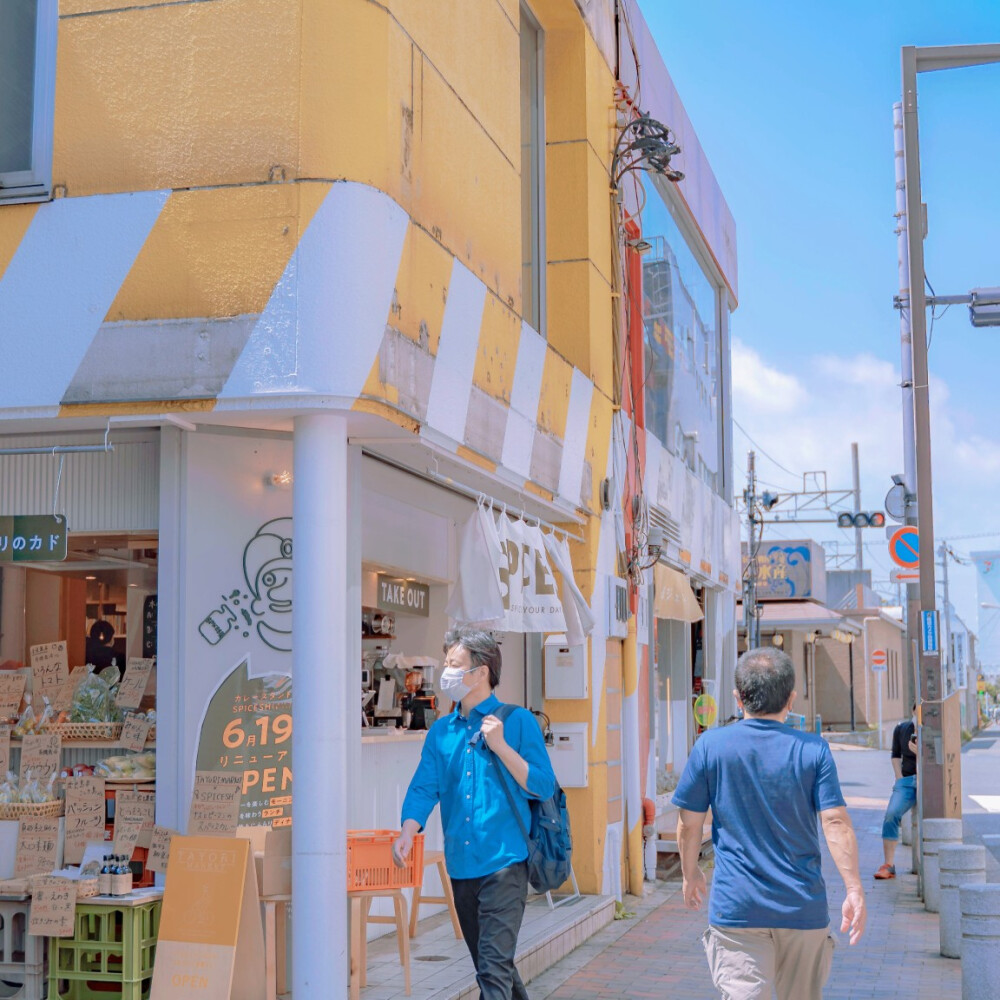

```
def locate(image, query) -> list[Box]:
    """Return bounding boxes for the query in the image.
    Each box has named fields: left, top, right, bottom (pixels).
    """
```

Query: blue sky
left=638, top=1, right=1000, bottom=656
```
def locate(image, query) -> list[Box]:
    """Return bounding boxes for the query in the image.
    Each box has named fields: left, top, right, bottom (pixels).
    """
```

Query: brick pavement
left=528, top=795, right=961, bottom=999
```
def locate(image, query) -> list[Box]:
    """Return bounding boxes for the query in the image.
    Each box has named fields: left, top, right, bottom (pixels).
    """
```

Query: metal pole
left=851, top=442, right=863, bottom=571
left=893, top=99, right=920, bottom=719
left=743, top=452, right=760, bottom=650
left=940, top=543, right=953, bottom=695
left=848, top=638, right=856, bottom=732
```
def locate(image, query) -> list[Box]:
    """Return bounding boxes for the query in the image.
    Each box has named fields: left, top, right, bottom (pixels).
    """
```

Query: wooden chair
left=409, top=849, right=462, bottom=939
left=349, top=889, right=411, bottom=1000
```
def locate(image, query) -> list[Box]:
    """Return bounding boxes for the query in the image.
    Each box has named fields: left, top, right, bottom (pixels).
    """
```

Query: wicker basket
left=76, top=878, right=100, bottom=899
left=347, top=830, right=424, bottom=892
left=0, top=800, right=63, bottom=820
left=52, top=722, right=122, bottom=741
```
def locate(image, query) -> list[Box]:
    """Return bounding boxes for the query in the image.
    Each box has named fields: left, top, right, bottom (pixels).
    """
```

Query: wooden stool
left=409, top=849, right=462, bottom=939
left=349, top=889, right=411, bottom=1000
left=262, top=894, right=290, bottom=1000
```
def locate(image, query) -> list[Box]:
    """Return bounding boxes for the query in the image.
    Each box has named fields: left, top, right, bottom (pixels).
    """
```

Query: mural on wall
left=755, top=543, right=813, bottom=599
left=197, top=518, right=293, bottom=652
left=196, top=659, right=293, bottom=827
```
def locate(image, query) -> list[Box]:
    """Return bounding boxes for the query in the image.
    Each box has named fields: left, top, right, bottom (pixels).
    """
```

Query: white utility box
left=546, top=723, right=589, bottom=788
left=543, top=635, right=588, bottom=699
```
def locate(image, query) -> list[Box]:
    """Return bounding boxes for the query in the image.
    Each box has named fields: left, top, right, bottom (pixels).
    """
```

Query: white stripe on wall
left=0, top=191, right=168, bottom=410
left=221, top=182, right=408, bottom=400
left=501, top=322, right=546, bottom=478
left=423, top=259, right=488, bottom=444
left=557, top=367, right=594, bottom=506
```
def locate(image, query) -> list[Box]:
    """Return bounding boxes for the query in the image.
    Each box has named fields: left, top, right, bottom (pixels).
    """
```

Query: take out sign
left=377, top=575, right=430, bottom=617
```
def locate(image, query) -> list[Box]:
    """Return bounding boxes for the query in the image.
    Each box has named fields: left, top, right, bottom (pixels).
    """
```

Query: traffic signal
left=837, top=511, right=886, bottom=528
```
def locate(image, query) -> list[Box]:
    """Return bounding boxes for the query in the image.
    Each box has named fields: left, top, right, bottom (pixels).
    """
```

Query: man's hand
left=480, top=714, right=507, bottom=752
left=840, top=887, right=867, bottom=945
left=392, top=819, right=422, bottom=867
left=682, top=868, right=708, bottom=910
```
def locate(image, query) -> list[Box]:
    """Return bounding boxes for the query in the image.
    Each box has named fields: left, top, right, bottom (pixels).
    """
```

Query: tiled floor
left=357, top=889, right=616, bottom=1000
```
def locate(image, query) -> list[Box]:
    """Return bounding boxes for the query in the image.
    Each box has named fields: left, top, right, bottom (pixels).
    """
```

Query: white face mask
left=440, top=665, right=478, bottom=702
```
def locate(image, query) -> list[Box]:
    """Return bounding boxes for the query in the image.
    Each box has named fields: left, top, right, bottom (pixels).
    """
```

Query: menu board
left=150, top=836, right=265, bottom=1000
left=15, top=816, right=61, bottom=876
left=0, top=725, right=11, bottom=779
left=64, top=775, right=107, bottom=865
left=29, top=642, right=68, bottom=707
left=187, top=772, right=242, bottom=837
left=116, top=658, right=155, bottom=711
left=121, top=714, right=152, bottom=753
left=19, top=732, right=62, bottom=786
left=28, top=876, right=77, bottom=937
left=0, top=674, right=26, bottom=719
left=148, top=825, right=176, bottom=872
left=114, top=789, right=156, bottom=857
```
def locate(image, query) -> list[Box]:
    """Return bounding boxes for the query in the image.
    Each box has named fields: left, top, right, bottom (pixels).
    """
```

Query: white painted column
left=292, top=414, right=355, bottom=996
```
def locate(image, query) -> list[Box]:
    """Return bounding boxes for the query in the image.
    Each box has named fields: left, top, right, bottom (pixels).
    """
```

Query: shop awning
left=654, top=565, right=703, bottom=623
left=738, top=600, right=861, bottom=633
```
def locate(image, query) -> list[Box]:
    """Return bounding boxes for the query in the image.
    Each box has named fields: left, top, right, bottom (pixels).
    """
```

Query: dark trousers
left=451, top=860, right=530, bottom=1000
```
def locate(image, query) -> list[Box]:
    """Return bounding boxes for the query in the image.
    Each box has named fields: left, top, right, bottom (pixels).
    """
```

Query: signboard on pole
left=871, top=649, right=887, bottom=672
left=921, top=610, right=939, bottom=654
left=890, top=568, right=920, bottom=583
left=889, top=526, right=920, bottom=569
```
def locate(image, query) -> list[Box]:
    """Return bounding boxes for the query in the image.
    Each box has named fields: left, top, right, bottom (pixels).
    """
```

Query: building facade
left=0, top=0, right=738, bottom=988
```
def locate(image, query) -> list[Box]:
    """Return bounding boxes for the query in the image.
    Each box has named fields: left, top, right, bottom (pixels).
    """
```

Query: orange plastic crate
left=347, top=830, right=424, bottom=892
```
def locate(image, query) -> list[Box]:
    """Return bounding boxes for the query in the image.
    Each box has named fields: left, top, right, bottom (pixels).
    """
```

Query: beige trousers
left=702, top=925, right=836, bottom=1000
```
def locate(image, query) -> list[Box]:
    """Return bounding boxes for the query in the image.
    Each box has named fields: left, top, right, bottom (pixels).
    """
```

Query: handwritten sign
left=63, top=775, right=107, bottom=865
left=148, top=825, right=176, bottom=873
left=19, top=732, right=62, bottom=786
left=29, top=642, right=68, bottom=707
left=120, top=714, right=152, bottom=753
left=28, top=876, right=77, bottom=937
left=188, top=772, right=242, bottom=837
left=0, top=725, right=10, bottom=779
left=116, top=658, right=154, bottom=711
left=114, top=790, right=156, bottom=857
left=55, top=665, right=89, bottom=713
left=15, top=816, right=61, bottom=876
left=0, top=674, right=26, bottom=719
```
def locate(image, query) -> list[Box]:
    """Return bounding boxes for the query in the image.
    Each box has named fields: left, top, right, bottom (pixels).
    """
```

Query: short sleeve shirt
left=672, top=718, right=846, bottom=929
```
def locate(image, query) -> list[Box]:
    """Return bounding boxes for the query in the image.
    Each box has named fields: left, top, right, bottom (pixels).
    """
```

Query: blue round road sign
left=889, top=526, right=919, bottom=568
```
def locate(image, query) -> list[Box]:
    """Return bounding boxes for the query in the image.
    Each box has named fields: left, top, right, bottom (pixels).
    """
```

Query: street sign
left=890, top=568, right=920, bottom=583
left=921, top=610, right=939, bottom=654
left=871, top=649, right=887, bottom=671
left=692, top=693, right=718, bottom=729
left=889, top=526, right=920, bottom=569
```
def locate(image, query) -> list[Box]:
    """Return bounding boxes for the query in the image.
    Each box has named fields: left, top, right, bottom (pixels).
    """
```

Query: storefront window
left=640, top=176, right=726, bottom=495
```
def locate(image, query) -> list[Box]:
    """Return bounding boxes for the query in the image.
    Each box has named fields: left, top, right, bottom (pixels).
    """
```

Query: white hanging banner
left=496, top=513, right=566, bottom=633
left=445, top=503, right=506, bottom=625
left=543, top=532, right=595, bottom=646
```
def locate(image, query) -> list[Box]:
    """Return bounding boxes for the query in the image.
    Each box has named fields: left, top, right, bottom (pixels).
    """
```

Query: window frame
left=519, top=2, right=546, bottom=336
left=0, top=0, right=59, bottom=205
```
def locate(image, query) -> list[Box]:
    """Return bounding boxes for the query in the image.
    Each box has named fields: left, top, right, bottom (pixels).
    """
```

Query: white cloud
left=731, top=337, right=1000, bottom=634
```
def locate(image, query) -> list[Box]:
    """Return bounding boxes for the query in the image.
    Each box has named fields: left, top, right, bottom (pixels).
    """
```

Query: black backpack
left=492, top=704, right=573, bottom=893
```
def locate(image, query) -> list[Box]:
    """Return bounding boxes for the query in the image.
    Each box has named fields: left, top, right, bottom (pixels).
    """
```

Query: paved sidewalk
left=527, top=776, right=960, bottom=998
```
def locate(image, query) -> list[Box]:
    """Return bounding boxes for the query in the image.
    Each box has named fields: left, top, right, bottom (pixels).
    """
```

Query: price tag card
left=55, top=665, right=89, bottom=713
left=28, top=876, right=77, bottom=937
left=63, top=775, right=107, bottom=865
left=147, top=825, right=176, bottom=872
left=18, top=732, right=62, bottom=786
left=120, top=714, right=152, bottom=753
left=0, top=674, right=26, bottom=719
left=0, top=725, right=11, bottom=779
left=187, top=771, right=242, bottom=837
left=113, top=790, right=156, bottom=857
left=115, top=658, right=154, bottom=711
left=15, top=816, right=61, bottom=877
left=29, top=642, right=68, bottom=707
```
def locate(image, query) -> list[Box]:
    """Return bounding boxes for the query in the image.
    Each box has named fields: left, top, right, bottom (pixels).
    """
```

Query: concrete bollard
left=939, top=845, right=986, bottom=958
left=960, top=884, right=1000, bottom=999
left=923, top=818, right=963, bottom=913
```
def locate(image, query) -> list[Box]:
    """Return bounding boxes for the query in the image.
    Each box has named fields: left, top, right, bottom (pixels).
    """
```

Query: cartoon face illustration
left=243, top=518, right=293, bottom=652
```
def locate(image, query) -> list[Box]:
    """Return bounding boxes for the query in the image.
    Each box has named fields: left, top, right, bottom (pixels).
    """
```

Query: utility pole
left=743, top=451, right=761, bottom=651
left=851, top=442, right=863, bottom=571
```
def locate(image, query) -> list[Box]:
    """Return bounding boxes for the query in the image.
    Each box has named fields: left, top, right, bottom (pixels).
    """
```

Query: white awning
left=654, top=565, right=704, bottom=623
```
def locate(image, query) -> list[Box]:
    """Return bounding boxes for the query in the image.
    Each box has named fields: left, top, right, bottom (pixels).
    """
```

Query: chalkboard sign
left=142, top=595, right=158, bottom=658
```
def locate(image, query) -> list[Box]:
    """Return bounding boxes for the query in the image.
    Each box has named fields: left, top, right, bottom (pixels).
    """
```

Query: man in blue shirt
left=673, top=646, right=866, bottom=1000
left=394, top=628, right=555, bottom=1000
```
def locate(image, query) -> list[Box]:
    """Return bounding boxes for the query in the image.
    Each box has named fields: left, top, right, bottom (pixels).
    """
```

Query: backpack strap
left=487, top=704, right=531, bottom=845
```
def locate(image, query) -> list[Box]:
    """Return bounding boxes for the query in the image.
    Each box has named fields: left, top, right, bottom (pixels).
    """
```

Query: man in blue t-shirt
left=672, top=646, right=866, bottom=1000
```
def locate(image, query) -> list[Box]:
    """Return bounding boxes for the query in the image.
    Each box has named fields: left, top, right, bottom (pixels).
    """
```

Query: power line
left=733, top=420, right=801, bottom=480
